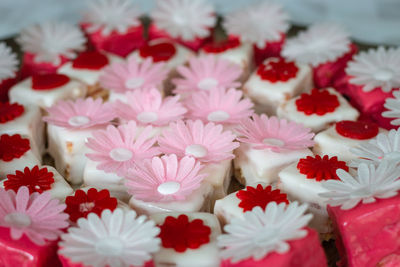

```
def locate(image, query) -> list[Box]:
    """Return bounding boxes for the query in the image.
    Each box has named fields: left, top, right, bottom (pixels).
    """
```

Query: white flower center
left=185, top=144, right=208, bottom=158
left=125, top=77, right=145, bottom=89
left=172, top=14, right=186, bottom=25
left=68, top=115, right=90, bottom=127
left=79, top=202, right=95, bottom=213
left=157, top=181, right=181, bottom=195
left=95, top=237, right=124, bottom=256
left=262, top=138, right=285, bottom=147
left=207, top=110, right=230, bottom=122
left=4, top=213, right=32, bottom=228
left=253, top=231, right=276, bottom=247
left=109, top=148, right=133, bottom=162
left=373, top=68, right=394, bottom=82
left=136, top=111, right=158, bottom=123
left=197, top=78, right=219, bottom=90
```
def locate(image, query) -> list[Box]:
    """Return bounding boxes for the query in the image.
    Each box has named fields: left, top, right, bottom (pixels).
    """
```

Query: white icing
left=68, top=115, right=91, bottom=127
left=157, top=181, right=181, bottom=195
left=207, top=110, right=230, bottom=122
left=0, top=148, right=41, bottom=179
left=136, top=111, right=158, bottom=123
left=185, top=144, right=208, bottom=158
left=125, top=77, right=144, bottom=89
left=202, top=159, right=232, bottom=201
left=109, top=148, right=133, bottom=162
left=4, top=213, right=32, bottom=228
left=197, top=78, right=218, bottom=90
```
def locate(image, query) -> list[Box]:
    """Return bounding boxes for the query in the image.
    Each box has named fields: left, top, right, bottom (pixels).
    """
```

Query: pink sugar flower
left=125, top=154, right=207, bottom=202
left=172, top=55, right=242, bottom=94
left=99, top=57, right=168, bottom=94
left=86, top=121, right=160, bottom=177
left=114, top=88, right=187, bottom=126
left=237, top=114, right=315, bottom=152
left=43, top=97, right=115, bottom=129
left=0, top=186, right=69, bottom=245
left=184, top=87, right=254, bottom=126
left=158, top=120, right=239, bottom=163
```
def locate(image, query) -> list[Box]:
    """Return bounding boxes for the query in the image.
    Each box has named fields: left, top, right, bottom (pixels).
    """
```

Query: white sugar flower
left=319, top=160, right=400, bottom=210
left=383, top=91, right=400, bottom=125
left=218, top=202, right=312, bottom=263
left=0, top=43, right=18, bottom=82
left=223, top=2, right=289, bottom=49
left=59, top=209, right=160, bottom=267
left=17, top=22, right=86, bottom=65
left=282, top=23, right=350, bottom=67
left=346, top=47, right=400, bottom=92
left=151, top=0, right=216, bottom=41
left=83, top=0, right=141, bottom=36
left=350, top=129, right=400, bottom=167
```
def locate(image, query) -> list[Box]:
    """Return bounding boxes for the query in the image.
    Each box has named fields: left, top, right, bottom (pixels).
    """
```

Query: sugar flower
left=218, top=202, right=312, bottom=262
left=17, top=21, right=86, bottom=65
left=86, top=121, right=160, bottom=176
left=43, top=98, right=115, bottom=129
left=100, top=57, right=168, bottom=94
left=223, top=2, right=289, bottom=49
left=0, top=186, right=68, bottom=245
left=346, top=47, right=400, bottom=92
left=5, top=166, right=55, bottom=194
left=172, top=55, right=242, bottom=94
left=158, top=120, right=239, bottom=163
left=125, top=154, right=207, bottom=202
left=319, top=160, right=400, bottom=210
left=383, top=90, right=400, bottom=125
left=237, top=114, right=315, bottom=152
left=0, top=42, right=18, bottom=82
left=59, top=209, right=160, bottom=267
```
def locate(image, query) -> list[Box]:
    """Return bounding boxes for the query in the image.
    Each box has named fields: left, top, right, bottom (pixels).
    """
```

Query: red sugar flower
left=257, top=58, right=298, bottom=83
left=203, top=36, right=240, bottom=54
left=0, top=102, right=24, bottom=123
left=236, top=184, right=289, bottom=212
left=159, top=215, right=211, bottom=252
left=297, top=155, right=349, bottom=181
left=72, top=51, right=109, bottom=70
left=0, top=134, right=30, bottom=162
left=139, top=42, right=176, bottom=62
left=32, top=73, right=70, bottom=90
left=65, top=188, right=118, bottom=223
left=335, top=120, right=379, bottom=140
left=5, top=166, right=54, bottom=193
left=295, top=89, right=340, bottom=115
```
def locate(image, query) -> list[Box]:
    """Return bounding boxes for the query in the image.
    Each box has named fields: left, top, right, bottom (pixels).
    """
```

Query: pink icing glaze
left=221, top=228, right=327, bottom=267
left=0, top=226, right=61, bottom=267
left=328, top=194, right=400, bottom=267
left=58, top=253, right=154, bottom=267
left=253, top=34, right=285, bottom=66
left=20, top=52, right=69, bottom=79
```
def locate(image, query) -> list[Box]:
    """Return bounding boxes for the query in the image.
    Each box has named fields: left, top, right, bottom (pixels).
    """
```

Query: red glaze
left=295, top=89, right=340, bottom=116
left=202, top=36, right=241, bottom=54
left=237, top=184, right=289, bottom=212
left=20, top=52, right=69, bottom=79
left=0, top=102, right=24, bottom=123
left=139, top=42, right=176, bottom=62
left=297, top=155, right=348, bottom=181
left=257, top=58, right=298, bottom=82
left=5, top=166, right=54, bottom=194
left=253, top=34, right=285, bottom=66
left=0, top=134, right=30, bottom=162
left=335, top=120, right=379, bottom=140
left=72, top=51, right=109, bottom=70
left=32, top=74, right=70, bottom=90
left=58, top=253, right=154, bottom=267
left=0, top=77, right=18, bottom=103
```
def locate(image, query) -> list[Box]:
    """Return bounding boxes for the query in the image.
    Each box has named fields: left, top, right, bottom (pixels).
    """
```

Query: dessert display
left=1, top=0, right=400, bottom=266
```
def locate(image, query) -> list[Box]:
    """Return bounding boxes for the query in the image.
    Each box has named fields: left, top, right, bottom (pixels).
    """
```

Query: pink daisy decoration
left=158, top=120, right=239, bottom=163
left=86, top=121, right=160, bottom=177
left=0, top=186, right=69, bottom=245
left=184, top=87, right=254, bottom=126
left=114, top=88, right=187, bottom=126
left=125, top=154, right=207, bottom=202
left=172, top=55, right=242, bottom=94
left=43, top=98, right=115, bottom=129
left=237, top=114, right=315, bottom=152
left=99, top=57, right=168, bottom=94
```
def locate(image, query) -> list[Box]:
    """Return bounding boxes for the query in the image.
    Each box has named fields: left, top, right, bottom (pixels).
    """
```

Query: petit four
left=0, top=42, right=18, bottom=102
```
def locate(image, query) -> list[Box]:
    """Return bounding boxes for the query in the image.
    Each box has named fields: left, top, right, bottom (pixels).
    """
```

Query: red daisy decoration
left=0, top=102, right=24, bottom=123
left=297, top=155, right=349, bottom=181
left=5, top=165, right=54, bottom=193
left=0, top=134, right=30, bottom=162
left=257, top=58, right=298, bottom=83
left=158, top=214, right=211, bottom=252
left=295, top=89, right=340, bottom=116
left=64, top=188, right=118, bottom=223
left=139, top=42, right=176, bottom=62
left=335, top=120, right=379, bottom=140
left=72, top=51, right=109, bottom=70
left=236, top=184, right=289, bottom=212
left=203, top=36, right=241, bottom=54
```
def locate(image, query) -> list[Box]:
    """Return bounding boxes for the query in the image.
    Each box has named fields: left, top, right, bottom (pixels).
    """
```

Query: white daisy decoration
left=346, top=47, right=400, bottom=92
left=350, top=129, right=400, bottom=167
left=0, top=43, right=18, bottom=82
left=223, top=2, right=289, bottom=49
left=319, top=160, right=400, bottom=210
left=83, top=0, right=142, bottom=36
left=282, top=23, right=350, bottom=67
left=218, top=202, right=312, bottom=263
left=59, top=208, right=160, bottom=267
left=383, top=90, right=400, bottom=125
left=17, top=22, right=86, bottom=65
left=151, top=0, right=216, bottom=41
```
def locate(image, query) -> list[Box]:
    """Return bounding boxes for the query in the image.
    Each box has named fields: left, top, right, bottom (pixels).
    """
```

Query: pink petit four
left=277, top=88, right=359, bottom=132
left=151, top=212, right=221, bottom=267
left=243, top=57, right=312, bottom=115
left=17, top=22, right=86, bottom=79
left=59, top=209, right=160, bottom=267
left=0, top=187, right=68, bottom=267
left=0, top=42, right=18, bottom=102
left=218, top=202, right=327, bottom=267
left=234, top=114, right=314, bottom=185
